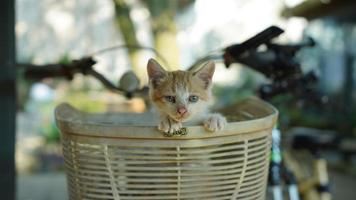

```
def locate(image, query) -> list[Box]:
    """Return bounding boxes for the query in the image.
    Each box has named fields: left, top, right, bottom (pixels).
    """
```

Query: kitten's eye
left=188, top=95, right=199, bottom=103
left=164, top=96, right=176, bottom=103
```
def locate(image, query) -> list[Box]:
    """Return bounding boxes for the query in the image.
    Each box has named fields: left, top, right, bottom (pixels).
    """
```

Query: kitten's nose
left=177, top=107, right=187, bottom=115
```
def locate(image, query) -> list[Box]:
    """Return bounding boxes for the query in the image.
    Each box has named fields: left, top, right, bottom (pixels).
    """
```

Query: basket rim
left=55, top=97, right=278, bottom=140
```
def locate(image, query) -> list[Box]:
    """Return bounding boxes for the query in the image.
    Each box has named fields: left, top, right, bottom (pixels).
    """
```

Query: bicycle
left=189, top=25, right=333, bottom=200
left=22, top=25, right=353, bottom=200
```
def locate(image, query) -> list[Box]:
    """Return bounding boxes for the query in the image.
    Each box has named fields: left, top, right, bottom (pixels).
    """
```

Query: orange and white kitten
left=147, top=58, right=227, bottom=134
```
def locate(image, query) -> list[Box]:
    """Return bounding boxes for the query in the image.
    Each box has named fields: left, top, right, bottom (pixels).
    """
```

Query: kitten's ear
left=147, top=58, right=166, bottom=87
left=193, top=61, right=215, bottom=89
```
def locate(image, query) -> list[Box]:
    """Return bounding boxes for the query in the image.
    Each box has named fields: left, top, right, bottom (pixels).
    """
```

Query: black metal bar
left=86, top=68, right=124, bottom=93
left=0, top=0, right=16, bottom=199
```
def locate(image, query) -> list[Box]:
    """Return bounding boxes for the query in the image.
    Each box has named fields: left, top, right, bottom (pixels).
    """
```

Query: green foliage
left=114, top=0, right=139, bottom=51
left=269, top=94, right=356, bottom=133
left=59, top=91, right=107, bottom=112
left=58, top=54, right=72, bottom=65
left=39, top=91, right=107, bottom=143
left=41, top=120, right=60, bottom=144
left=213, top=85, right=254, bottom=109
left=144, top=0, right=177, bottom=34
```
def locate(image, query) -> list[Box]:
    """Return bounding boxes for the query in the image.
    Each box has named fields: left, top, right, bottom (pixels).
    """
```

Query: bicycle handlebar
left=223, top=26, right=315, bottom=80
left=20, top=57, right=147, bottom=99
left=219, top=26, right=324, bottom=103
left=20, top=25, right=322, bottom=103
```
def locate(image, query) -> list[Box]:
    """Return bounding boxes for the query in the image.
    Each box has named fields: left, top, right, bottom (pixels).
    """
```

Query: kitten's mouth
left=173, top=113, right=190, bottom=122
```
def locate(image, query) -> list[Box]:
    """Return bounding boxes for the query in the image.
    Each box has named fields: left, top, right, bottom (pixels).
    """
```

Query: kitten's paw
left=204, top=114, right=227, bottom=132
left=168, top=122, right=182, bottom=134
left=158, top=118, right=182, bottom=134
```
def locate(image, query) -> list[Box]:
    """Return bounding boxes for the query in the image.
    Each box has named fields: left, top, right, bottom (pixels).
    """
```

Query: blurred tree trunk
left=114, top=0, right=194, bottom=72
left=144, top=0, right=181, bottom=70
left=113, top=0, right=141, bottom=74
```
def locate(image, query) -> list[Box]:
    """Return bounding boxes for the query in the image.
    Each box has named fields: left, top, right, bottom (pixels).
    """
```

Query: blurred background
left=0, top=0, right=355, bottom=199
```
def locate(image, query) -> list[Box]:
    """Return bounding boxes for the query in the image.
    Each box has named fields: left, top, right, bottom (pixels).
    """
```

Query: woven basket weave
left=55, top=97, right=278, bottom=200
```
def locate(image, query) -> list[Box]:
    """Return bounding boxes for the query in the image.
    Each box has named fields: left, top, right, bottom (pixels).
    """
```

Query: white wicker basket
left=55, top=97, right=278, bottom=200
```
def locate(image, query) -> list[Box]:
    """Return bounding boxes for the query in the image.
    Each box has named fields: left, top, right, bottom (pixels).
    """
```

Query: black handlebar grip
left=22, top=57, right=96, bottom=81
left=24, top=64, right=74, bottom=80
left=224, top=26, right=284, bottom=63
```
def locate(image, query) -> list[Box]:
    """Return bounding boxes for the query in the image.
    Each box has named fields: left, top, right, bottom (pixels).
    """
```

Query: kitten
left=147, top=58, right=227, bottom=134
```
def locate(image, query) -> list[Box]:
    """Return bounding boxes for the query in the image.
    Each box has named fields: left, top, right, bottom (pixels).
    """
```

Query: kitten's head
left=147, top=58, right=215, bottom=122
